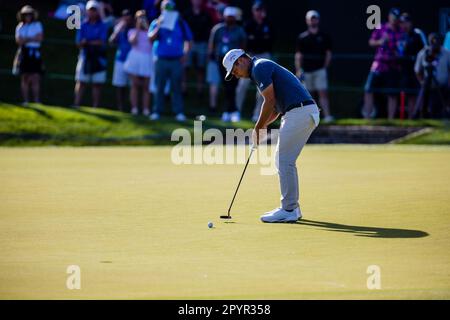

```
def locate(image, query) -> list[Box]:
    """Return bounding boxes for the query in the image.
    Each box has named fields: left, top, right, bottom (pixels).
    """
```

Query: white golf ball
left=208, top=222, right=213, bottom=228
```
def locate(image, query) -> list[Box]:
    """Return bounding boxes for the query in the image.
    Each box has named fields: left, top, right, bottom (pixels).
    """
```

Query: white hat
left=20, top=5, right=35, bottom=15
left=223, top=6, right=239, bottom=19
left=86, top=0, right=100, bottom=10
left=222, top=49, right=246, bottom=81
left=306, top=10, right=320, bottom=20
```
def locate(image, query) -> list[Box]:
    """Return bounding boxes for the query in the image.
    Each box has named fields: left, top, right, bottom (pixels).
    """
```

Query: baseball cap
left=86, top=0, right=100, bottom=11
left=306, top=10, right=320, bottom=20
left=20, top=5, right=35, bottom=15
left=223, top=6, right=239, bottom=19
left=222, top=49, right=246, bottom=81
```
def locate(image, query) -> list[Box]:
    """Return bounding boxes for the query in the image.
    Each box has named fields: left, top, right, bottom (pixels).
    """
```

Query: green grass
left=0, top=102, right=255, bottom=146
left=1, top=102, right=450, bottom=145
left=0, top=145, right=449, bottom=299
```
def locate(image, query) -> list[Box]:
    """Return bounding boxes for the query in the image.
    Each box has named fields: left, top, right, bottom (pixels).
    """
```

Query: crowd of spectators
left=13, top=1, right=450, bottom=120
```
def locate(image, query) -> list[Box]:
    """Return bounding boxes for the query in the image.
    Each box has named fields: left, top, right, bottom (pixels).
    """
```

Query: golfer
left=222, top=49, right=320, bottom=223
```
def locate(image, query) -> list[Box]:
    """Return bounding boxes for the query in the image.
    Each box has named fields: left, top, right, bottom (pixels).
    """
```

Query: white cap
left=222, top=49, right=245, bottom=81
left=223, top=6, right=239, bottom=19
left=306, top=10, right=320, bottom=20
left=86, top=0, right=100, bottom=10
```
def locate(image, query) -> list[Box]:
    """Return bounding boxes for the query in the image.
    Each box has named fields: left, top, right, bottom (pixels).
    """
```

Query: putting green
left=0, top=145, right=449, bottom=299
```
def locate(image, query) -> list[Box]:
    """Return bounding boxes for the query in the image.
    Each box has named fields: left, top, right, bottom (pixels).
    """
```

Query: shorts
left=112, top=60, right=130, bottom=87
left=17, top=47, right=44, bottom=75
left=124, top=49, right=153, bottom=78
left=75, top=56, right=106, bottom=84
left=206, top=60, right=221, bottom=85
left=302, top=68, right=328, bottom=91
left=186, top=42, right=208, bottom=68
left=364, top=70, right=400, bottom=95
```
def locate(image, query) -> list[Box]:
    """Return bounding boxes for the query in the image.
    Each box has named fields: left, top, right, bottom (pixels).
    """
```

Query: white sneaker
left=149, top=113, right=160, bottom=120
left=260, top=207, right=301, bottom=223
left=221, top=112, right=231, bottom=122
left=323, top=115, right=335, bottom=123
left=230, top=111, right=241, bottom=122
left=131, top=107, right=139, bottom=115
left=143, top=109, right=150, bottom=117
left=175, top=113, right=186, bottom=122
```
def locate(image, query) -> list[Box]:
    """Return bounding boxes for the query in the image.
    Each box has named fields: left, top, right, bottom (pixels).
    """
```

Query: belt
left=281, top=99, right=315, bottom=116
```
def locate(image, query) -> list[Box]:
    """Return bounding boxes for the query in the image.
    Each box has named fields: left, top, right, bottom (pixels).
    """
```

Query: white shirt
left=15, top=21, right=43, bottom=48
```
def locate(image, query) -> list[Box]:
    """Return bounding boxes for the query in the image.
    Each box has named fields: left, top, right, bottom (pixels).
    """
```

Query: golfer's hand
left=252, top=127, right=267, bottom=146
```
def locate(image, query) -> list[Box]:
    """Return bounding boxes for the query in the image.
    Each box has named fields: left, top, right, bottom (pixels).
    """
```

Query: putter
left=220, top=145, right=257, bottom=219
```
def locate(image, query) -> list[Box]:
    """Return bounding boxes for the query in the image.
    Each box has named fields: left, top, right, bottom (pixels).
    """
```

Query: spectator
left=235, top=0, right=273, bottom=122
left=205, top=3, right=225, bottom=115
left=208, top=6, right=246, bottom=122
left=14, top=5, right=44, bottom=106
left=362, top=8, right=404, bottom=119
left=295, top=10, right=333, bottom=122
left=399, top=13, right=425, bottom=119
left=73, top=0, right=108, bottom=108
left=148, top=0, right=193, bottom=121
left=183, top=0, right=214, bottom=97
left=109, top=9, right=133, bottom=111
left=414, top=33, right=450, bottom=118
left=124, top=10, right=153, bottom=116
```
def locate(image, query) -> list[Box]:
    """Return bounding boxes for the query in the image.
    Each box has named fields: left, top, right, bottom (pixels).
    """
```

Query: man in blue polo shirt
left=223, top=49, right=321, bottom=223
left=74, top=0, right=108, bottom=108
left=148, top=0, right=193, bottom=122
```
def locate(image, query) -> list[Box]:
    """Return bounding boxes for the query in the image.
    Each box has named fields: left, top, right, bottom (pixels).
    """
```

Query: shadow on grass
left=296, top=219, right=428, bottom=239
left=17, top=104, right=53, bottom=119
left=73, top=108, right=122, bottom=123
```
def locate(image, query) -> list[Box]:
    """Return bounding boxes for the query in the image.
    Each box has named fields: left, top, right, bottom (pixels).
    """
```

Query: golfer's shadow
left=295, top=219, right=428, bottom=239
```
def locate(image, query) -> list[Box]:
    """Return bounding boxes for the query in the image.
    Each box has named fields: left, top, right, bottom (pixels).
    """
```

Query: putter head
left=220, top=215, right=232, bottom=219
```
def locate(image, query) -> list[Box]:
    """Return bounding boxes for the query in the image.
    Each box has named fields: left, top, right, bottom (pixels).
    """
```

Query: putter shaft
left=226, top=147, right=255, bottom=217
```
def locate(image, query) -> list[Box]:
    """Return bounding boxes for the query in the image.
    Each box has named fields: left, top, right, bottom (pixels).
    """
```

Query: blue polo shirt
left=148, top=18, right=193, bottom=59
left=76, top=20, right=108, bottom=57
left=250, top=58, right=312, bottom=114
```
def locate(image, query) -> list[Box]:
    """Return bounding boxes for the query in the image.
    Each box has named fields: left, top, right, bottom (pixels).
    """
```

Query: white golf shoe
left=175, top=113, right=187, bottom=122
left=230, top=111, right=241, bottom=122
left=260, top=207, right=302, bottom=223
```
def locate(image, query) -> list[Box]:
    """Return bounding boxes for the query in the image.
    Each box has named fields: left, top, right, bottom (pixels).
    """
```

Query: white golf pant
left=275, top=103, right=320, bottom=211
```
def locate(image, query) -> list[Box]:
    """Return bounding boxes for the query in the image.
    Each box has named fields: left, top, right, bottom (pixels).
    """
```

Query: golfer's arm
left=265, top=110, right=280, bottom=126
left=255, top=84, right=277, bottom=130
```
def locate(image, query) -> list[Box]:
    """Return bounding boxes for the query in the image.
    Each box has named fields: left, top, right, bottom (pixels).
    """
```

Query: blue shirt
left=148, top=18, right=193, bottom=59
left=76, top=20, right=108, bottom=57
left=115, top=29, right=131, bottom=62
left=250, top=58, right=312, bottom=113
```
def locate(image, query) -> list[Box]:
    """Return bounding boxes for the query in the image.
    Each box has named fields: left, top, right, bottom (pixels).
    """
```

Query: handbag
left=12, top=46, right=23, bottom=76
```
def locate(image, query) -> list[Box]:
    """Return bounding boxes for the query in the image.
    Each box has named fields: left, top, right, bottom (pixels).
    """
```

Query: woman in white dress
left=124, top=10, right=153, bottom=116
